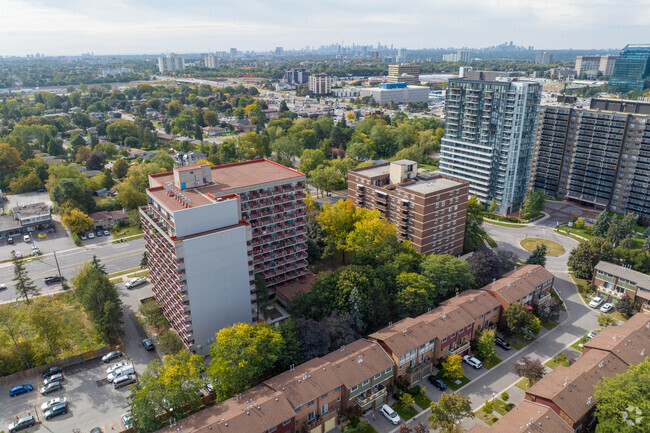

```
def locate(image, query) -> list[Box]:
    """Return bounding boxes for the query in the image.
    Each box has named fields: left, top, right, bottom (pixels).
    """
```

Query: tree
left=344, top=210, right=396, bottom=254
left=207, top=322, right=284, bottom=401
left=75, top=145, right=91, bottom=163
left=526, top=243, right=547, bottom=267
left=593, top=358, right=650, bottom=433
left=494, top=248, right=518, bottom=271
left=12, top=250, right=39, bottom=303
left=47, top=137, right=65, bottom=156
left=504, top=303, right=531, bottom=335
left=568, top=237, right=615, bottom=279
left=614, top=296, right=635, bottom=317
left=0, top=143, right=24, bottom=175
left=157, top=329, right=184, bottom=355
left=606, top=216, right=634, bottom=247
left=90, top=255, right=107, bottom=274
left=112, top=158, right=129, bottom=179
left=28, top=301, right=64, bottom=354
left=72, top=261, right=123, bottom=336
left=348, top=286, right=364, bottom=329
left=420, top=254, right=474, bottom=298
left=464, top=195, right=486, bottom=252
left=318, top=199, right=357, bottom=259
left=106, top=119, right=138, bottom=143
left=395, top=272, right=436, bottom=318
left=597, top=313, right=618, bottom=327
left=592, top=211, right=611, bottom=237
left=536, top=298, right=561, bottom=322
left=489, top=198, right=498, bottom=213
left=140, top=252, right=148, bottom=269
left=476, top=328, right=496, bottom=361
left=428, top=393, right=475, bottom=433
left=528, top=315, right=542, bottom=334
left=310, top=165, right=344, bottom=197
left=254, top=274, right=271, bottom=321
left=442, top=354, right=464, bottom=381
left=138, top=299, right=168, bottom=330
left=514, top=355, right=545, bottom=385
left=277, top=318, right=302, bottom=369
left=467, top=246, right=502, bottom=288
left=61, top=209, right=94, bottom=233
left=401, top=392, right=415, bottom=408
left=520, top=191, right=545, bottom=219
left=320, top=312, right=358, bottom=351
left=295, top=318, right=330, bottom=362
left=298, top=148, right=326, bottom=176
left=0, top=307, right=31, bottom=369
left=86, top=150, right=106, bottom=170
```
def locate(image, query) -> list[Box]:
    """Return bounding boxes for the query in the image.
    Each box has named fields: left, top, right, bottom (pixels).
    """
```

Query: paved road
left=0, top=238, right=145, bottom=303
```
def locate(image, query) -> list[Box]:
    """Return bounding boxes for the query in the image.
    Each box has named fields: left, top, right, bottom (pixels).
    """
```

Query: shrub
left=348, top=416, right=360, bottom=428
left=71, top=232, right=81, bottom=246
left=575, top=218, right=585, bottom=229
left=407, top=385, right=421, bottom=396
left=484, top=400, right=493, bottom=414
left=500, top=392, right=509, bottom=402
left=505, top=403, right=515, bottom=411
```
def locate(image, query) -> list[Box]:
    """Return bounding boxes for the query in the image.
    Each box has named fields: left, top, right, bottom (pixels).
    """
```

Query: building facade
left=530, top=98, right=650, bottom=215
left=440, top=71, right=542, bottom=214
left=283, top=68, right=311, bottom=84
left=592, top=261, right=650, bottom=312
left=308, top=74, right=331, bottom=95
left=387, top=64, right=420, bottom=85
left=157, top=53, right=185, bottom=73
left=204, top=54, right=219, bottom=69
left=535, top=52, right=553, bottom=65
left=141, top=160, right=307, bottom=354
left=359, top=83, right=428, bottom=105
left=608, top=44, right=650, bottom=92
left=575, top=55, right=618, bottom=78
left=480, top=264, right=554, bottom=312
left=348, top=160, right=469, bottom=256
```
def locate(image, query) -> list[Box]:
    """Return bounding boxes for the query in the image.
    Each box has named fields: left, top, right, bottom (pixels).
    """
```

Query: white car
left=41, top=396, right=67, bottom=411
left=23, top=234, right=31, bottom=243
left=463, top=355, right=483, bottom=369
left=81, top=233, right=87, bottom=240
left=588, top=297, right=604, bottom=308
left=600, top=302, right=614, bottom=313
left=106, top=361, right=129, bottom=375
left=380, top=404, right=401, bottom=425
left=88, top=232, right=95, bottom=239
left=125, top=276, right=146, bottom=289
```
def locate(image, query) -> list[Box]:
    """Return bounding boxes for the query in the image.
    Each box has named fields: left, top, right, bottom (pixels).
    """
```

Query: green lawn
left=111, top=224, right=143, bottom=240
left=392, top=402, right=418, bottom=421
left=515, top=378, right=531, bottom=391
left=540, top=318, right=560, bottom=330
left=475, top=408, right=499, bottom=426
left=437, top=372, right=471, bottom=391
left=484, top=234, right=498, bottom=248
left=520, top=238, right=566, bottom=256
left=493, top=398, right=515, bottom=416
left=505, top=336, right=529, bottom=350
left=482, top=355, right=503, bottom=370
left=484, top=219, right=527, bottom=228
left=342, top=422, right=378, bottom=433
left=545, top=357, right=571, bottom=370
left=556, top=223, right=593, bottom=240
left=414, top=392, right=432, bottom=410
left=570, top=274, right=593, bottom=305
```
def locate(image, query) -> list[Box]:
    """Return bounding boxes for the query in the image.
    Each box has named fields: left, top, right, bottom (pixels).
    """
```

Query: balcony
left=407, top=358, right=433, bottom=377
left=357, top=384, right=387, bottom=407
left=446, top=342, right=471, bottom=358
left=305, top=410, right=337, bottom=432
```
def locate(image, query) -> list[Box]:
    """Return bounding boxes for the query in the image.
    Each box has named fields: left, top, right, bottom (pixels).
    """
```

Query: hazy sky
left=1, top=0, right=648, bottom=55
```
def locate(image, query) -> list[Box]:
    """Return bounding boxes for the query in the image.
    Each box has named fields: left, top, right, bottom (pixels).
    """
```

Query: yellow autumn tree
left=61, top=209, right=94, bottom=233
left=344, top=209, right=396, bottom=253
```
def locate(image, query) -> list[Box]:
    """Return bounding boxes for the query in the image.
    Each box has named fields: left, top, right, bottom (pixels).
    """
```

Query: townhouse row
left=157, top=264, right=555, bottom=433
left=469, top=313, right=650, bottom=433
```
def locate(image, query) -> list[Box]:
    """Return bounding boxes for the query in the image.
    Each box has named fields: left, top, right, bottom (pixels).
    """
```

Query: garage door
left=324, top=417, right=337, bottom=432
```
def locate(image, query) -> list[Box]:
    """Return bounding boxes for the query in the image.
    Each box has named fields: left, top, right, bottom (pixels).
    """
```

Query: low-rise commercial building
left=480, top=264, right=554, bottom=311
left=13, top=202, right=52, bottom=232
left=592, top=261, right=650, bottom=312
left=359, top=83, right=429, bottom=105
left=348, top=160, right=468, bottom=256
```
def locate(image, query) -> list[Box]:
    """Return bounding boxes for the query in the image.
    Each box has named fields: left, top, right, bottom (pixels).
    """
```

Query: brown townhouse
left=155, top=385, right=296, bottom=433
left=592, top=261, right=650, bottom=313
left=480, top=264, right=554, bottom=314
left=524, top=348, right=629, bottom=433
left=467, top=400, right=573, bottom=433
left=438, top=290, right=501, bottom=341
left=322, top=339, right=395, bottom=414
left=347, top=160, right=469, bottom=256
left=263, top=358, right=342, bottom=433
left=582, top=313, right=650, bottom=366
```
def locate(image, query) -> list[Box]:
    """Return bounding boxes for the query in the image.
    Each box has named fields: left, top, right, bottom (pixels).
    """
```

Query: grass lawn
left=541, top=318, right=560, bottom=330
left=492, top=398, right=515, bottom=416
left=569, top=274, right=593, bottom=305
left=414, top=392, right=432, bottom=410
left=437, top=372, right=471, bottom=391
left=545, top=357, right=571, bottom=370
left=111, top=224, right=143, bottom=240
left=505, top=336, right=529, bottom=350
left=0, top=292, right=108, bottom=375
left=484, top=219, right=527, bottom=228
left=482, top=355, right=503, bottom=370
left=520, top=238, right=566, bottom=256
left=556, top=224, right=593, bottom=240
left=392, top=402, right=418, bottom=421
left=475, top=408, right=499, bottom=426
left=342, top=422, right=378, bottom=433
left=609, top=311, right=629, bottom=323
left=551, top=289, right=567, bottom=312
left=515, top=378, right=531, bottom=391
left=484, top=234, right=498, bottom=248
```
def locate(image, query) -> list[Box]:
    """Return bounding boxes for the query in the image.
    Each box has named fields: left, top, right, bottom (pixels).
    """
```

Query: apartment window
left=385, top=367, right=392, bottom=374
left=334, top=386, right=341, bottom=392
left=282, top=419, right=292, bottom=426
left=321, top=392, right=328, bottom=399
left=351, top=385, right=358, bottom=392
left=362, top=379, right=370, bottom=386
left=409, top=359, right=415, bottom=368
left=321, top=404, right=329, bottom=415
left=308, top=411, right=316, bottom=422
left=467, top=325, right=472, bottom=330
left=307, top=400, right=315, bottom=407
left=295, top=406, right=302, bottom=413
left=337, top=396, right=341, bottom=402
left=442, top=337, right=447, bottom=343
left=374, top=373, right=382, bottom=379
left=268, top=427, right=277, bottom=433
left=450, top=333, right=456, bottom=338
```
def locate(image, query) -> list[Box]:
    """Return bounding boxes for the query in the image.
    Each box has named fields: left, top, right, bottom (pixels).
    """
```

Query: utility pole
left=53, top=251, right=62, bottom=277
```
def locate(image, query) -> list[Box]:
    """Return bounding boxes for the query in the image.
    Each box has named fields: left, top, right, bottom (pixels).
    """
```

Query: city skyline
left=0, top=0, right=646, bottom=56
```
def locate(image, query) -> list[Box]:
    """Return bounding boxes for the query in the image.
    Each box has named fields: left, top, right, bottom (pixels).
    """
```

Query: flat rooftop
left=400, top=176, right=465, bottom=194
left=352, top=163, right=390, bottom=178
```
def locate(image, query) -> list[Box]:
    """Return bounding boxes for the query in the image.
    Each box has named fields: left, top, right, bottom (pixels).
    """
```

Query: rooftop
left=480, top=265, right=554, bottom=304
left=582, top=313, right=650, bottom=366
left=322, top=339, right=394, bottom=389
left=399, top=175, right=466, bottom=195
left=12, top=202, right=51, bottom=219
left=467, top=401, right=573, bottom=433
left=88, top=209, right=127, bottom=221
left=438, top=290, right=501, bottom=321
left=595, top=261, right=650, bottom=290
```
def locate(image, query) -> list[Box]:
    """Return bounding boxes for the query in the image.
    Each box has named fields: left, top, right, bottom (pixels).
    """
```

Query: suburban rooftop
left=480, top=264, right=554, bottom=304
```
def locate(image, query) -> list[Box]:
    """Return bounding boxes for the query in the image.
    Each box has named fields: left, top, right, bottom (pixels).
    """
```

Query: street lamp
left=492, top=392, right=495, bottom=402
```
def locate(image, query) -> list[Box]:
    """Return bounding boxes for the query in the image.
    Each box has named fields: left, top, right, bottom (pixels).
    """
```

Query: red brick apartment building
left=347, top=160, right=469, bottom=255
left=141, top=160, right=307, bottom=354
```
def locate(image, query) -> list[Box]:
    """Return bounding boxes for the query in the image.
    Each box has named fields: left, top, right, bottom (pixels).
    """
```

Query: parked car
left=587, top=331, right=598, bottom=340
left=31, top=245, right=40, bottom=256
left=380, top=404, right=401, bottom=425
left=42, top=366, right=62, bottom=378
left=0, top=283, right=6, bottom=291
left=126, top=276, right=146, bottom=289
left=104, top=230, right=110, bottom=236
left=108, top=365, right=135, bottom=383
left=427, top=375, right=447, bottom=390
left=121, top=413, right=133, bottom=429
left=81, top=233, right=87, bottom=240
left=142, top=338, right=155, bottom=351
left=88, top=232, right=95, bottom=239
left=107, top=362, right=129, bottom=375
left=9, top=384, right=33, bottom=397
left=44, top=401, right=68, bottom=420
left=113, top=373, right=137, bottom=389
left=7, top=236, right=14, bottom=244
left=89, top=428, right=103, bottom=433
left=96, top=230, right=103, bottom=237
left=44, top=275, right=63, bottom=285
left=7, top=415, right=35, bottom=433
left=41, top=396, right=67, bottom=411
left=40, top=381, right=63, bottom=395
left=600, top=303, right=614, bottom=313
left=495, top=337, right=512, bottom=350
left=43, top=373, right=64, bottom=386
left=463, top=355, right=483, bottom=369
left=102, top=350, right=123, bottom=363
left=23, top=234, right=31, bottom=243
left=589, top=296, right=604, bottom=308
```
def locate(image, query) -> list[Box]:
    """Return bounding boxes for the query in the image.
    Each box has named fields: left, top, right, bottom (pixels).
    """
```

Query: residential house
left=155, top=385, right=295, bottom=433
left=88, top=209, right=128, bottom=230
left=438, top=290, right=501, bottom=341
left=128, top=148, right=156, bottom=160
left=524, top=349, right=629, bottom=433
left=467, top=400, right=573, bottom=433
left=322, top=339, right=394, bottom=414
left=264, top=358, right=341, bottom=433
left=480, top=265, right=554, bottom=315
left=582, top=313, right=650, bottom=366
left=592, top=261, right=650, bottom=312
left=202, top=126, right=226, bottom=137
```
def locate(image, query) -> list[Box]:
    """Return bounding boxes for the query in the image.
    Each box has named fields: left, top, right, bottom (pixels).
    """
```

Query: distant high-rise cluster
left=442, top=50, right=472, bottom=63
left=535, top=52, right=553, bottom=65
left=204, top=53, right=219, bottom=69
left=608, top=44, right=650, bottom=92
left=157, top=53, right=185, bottom=73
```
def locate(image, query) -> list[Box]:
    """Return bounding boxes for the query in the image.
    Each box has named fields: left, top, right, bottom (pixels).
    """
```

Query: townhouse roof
left=155, top=385, right=294, bottom=433
left=322, top=339, right=394, bottom=389
left=594, top=261, right=650, bottom=290
left=264, top=358, right=341, bottom=409
left=467, top=401, right=573, bottom=433
left=88, top=209, right=127, bottom=222
left=480, top=265, right=554, bottom=304
left=526, top=349, right=629, bottom=423
left=438, top=290, right=501, bottom=321
left=582, top=313, right=650, bottom=366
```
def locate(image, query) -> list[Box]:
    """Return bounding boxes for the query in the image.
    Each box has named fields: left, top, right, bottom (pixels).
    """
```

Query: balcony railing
left=357, top=384, right=387, bottom=407
left=304, top=410, right=337, bottom=432
left=446, top=342, right=471, bottom=358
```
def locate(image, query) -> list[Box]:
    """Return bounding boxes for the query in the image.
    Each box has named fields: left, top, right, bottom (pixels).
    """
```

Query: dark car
left=7, top=237, right=14, bottom=244
left=43, top=366, right=63, bottom=378
left=428, top=375, right=448, bottom=391
left=44, top=401, right=69, bottom=420
left=495, top=337, right=512, bottom=350
left=96, top=230, right=103, bottom=237
left=102, top=350, right=123, bottom=363
left=9, top=384, right=33, bottom=397
left=44, top=275, right=63, bottom=285
left=90, top=428, right=103, bottom=433
left=8, top=415, right=35, bottom=433
left=40, top=381, right=63, bottom=395
left=142, top=338, right=154, bottom=351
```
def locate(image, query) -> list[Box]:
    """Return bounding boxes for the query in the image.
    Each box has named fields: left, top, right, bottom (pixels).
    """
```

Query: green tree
left=606, top=216, right=634, bottom=247
left=401, top=392, right=415, bottom=408
left=138, top=299, right=168, bottom=330
left=520, top=191, right=545, bottom=219
left=70, top=135, right=87, bottom=152
left=90, top=255, right=107, bottom=274
left=526, top=243, right=548, bottom=267
left=344, top=210, right=396, bottom=254
left=597, top=313, right=618, bottom=327
left=592, top=210, right=611, bottom=237
left=428, top=393, right=475, bottom=433
left=348, top=286, right=364, bottom=329
left=442, top=354, right=464, bottom=381
left=72, top=261, right=123, bottom=336
left=594, top=358, right=650, bottom=433
left=157, top=329, right=184, bottom=355
left=310, top=165, right=343, bottom=197
left=476, top=328, right=496, bottom=361
left=61, top=209, right=94, bottom=234
left=504, top=303, right=531, bottom=335
left=395, top=272, right=436, bottom=318
left=277, top=318, right=302, bottom=369
left=464, top=195, right=486, bottom=252
left=140, top=252, right=148, bottom=269
left=568, top=237, right=615, bottom=279
left=489, top=198, right=498, bottom=213
left=254, top=274, right=271, bottom=321
left=112, top=158, right=129, bottom=179
left=28, top=301, right=64, bottom=354
left=298, top=148, right=326, bottom=176
left=420, top=254, right=474, bottom=298
left=47, top=137, right=65, bottom=156
left=106, top=119, right=138, bottom=143
left=12, top=250, right=39, bottom=303
left=514, top=355, right=545, bottom=385
left=318, top=199, right=357, bottom=259
left=207, top=322, right=284, bottom=401
left=528, top=316, right=541, bottom=335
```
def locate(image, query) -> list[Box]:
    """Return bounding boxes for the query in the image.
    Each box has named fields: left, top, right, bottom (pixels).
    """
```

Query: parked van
left=107, top=364, right=134, bottom=383
left=113, top=374, right=136, bottom=389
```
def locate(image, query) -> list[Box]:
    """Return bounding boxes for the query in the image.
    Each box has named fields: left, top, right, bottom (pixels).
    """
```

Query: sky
left=0, top=0, right=648, bottom=56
